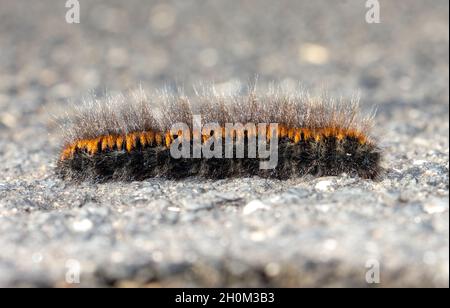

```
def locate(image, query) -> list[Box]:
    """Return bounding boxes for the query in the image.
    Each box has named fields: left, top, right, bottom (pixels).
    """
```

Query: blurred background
left=0, top=0, right=448, bottom=287
left=1, top=0, right=448, bottom=98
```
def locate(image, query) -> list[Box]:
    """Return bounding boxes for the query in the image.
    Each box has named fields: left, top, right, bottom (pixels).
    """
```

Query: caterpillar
left=55, top=86, right=382, bottom=182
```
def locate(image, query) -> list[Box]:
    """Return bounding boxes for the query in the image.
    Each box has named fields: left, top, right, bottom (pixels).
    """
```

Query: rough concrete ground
left=0, top=0, right=448, bottom=287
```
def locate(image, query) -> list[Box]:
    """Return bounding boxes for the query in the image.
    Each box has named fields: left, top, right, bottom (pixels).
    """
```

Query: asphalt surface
left=0, top=0, right=448, bottom=287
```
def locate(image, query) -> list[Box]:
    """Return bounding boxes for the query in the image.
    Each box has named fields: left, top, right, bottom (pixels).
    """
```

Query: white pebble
left=72, top=219, right=93, bottom=232
left=413, top=160, right=428, bottom=166
left=423, top=199, right=448, bottom=214
left=315, top=180, right=333, bottom=192
left=243, top=200, right=268, bottom=215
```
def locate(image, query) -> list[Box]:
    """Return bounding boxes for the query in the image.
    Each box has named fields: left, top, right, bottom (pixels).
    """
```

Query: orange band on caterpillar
left=60, top=127, right=368, bottom=160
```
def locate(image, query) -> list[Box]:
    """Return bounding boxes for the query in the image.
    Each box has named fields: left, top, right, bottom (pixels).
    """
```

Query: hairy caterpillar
left=56, top=86, right=382, bottom=182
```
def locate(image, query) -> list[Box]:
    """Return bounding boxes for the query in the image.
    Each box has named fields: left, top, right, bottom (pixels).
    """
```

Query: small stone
left=315, top=180, right=333, bottom=192
left=72, top=219, right=93, bottom=232
left=243, top=200, right=268, bottom=215
left=423, top=198, right=448, bottom=214
left=323, top=239, right=338, bottom=251
left=31, top=253, right=43, bottom=264
left=413, top=160, right=428, bottom=166
left=265, top=262, right=281, bottom=277
left=167, top=206, right=181, bottom=212
left=316, top=204, right=331, bottom=213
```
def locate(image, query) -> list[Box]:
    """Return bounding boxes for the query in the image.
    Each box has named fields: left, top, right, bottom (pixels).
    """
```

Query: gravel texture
left=0, top=0, right=448, bottom=287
